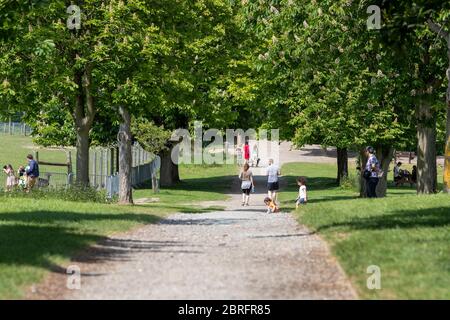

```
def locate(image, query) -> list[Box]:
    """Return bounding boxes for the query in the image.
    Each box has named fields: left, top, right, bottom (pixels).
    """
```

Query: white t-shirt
left=299, top=185, right=307, bottom=200
left=266, top=164, right=279, bottom=183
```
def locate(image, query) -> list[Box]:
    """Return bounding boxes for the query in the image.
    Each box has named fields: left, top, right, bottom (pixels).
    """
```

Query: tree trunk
left=427, top=20, right=450, bottom=193
left=336, top=147, right=349, bottom=185
left=375, top=145, right=394, bottom=198
left=73, top=66, right=96, bottom=186
left=159, top=144, right=180, bottom=187
left=359, top=148, right=368, bottom=198
left=118, top=106, right=133, bottom=205
left=75, top=128, right=90, bottom=186
left=416, top=99, right=437, bottom=194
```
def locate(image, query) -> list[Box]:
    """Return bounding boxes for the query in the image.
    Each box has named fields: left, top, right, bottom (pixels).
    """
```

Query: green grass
left=0, top=199, right=164, bottom=299
left=133, top=163, right=235, bottom=213
left=0, top=135, right=69, bottom=175
left=280, top=162, right=450, bottom=299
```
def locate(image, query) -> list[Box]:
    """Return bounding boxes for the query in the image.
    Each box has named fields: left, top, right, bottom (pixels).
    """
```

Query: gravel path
left=33, top=142, right=357, bottom=300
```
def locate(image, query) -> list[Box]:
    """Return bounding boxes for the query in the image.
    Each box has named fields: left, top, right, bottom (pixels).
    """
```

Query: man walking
left=266, top=158, right=280, bottom=203
left=25, top=154, right=39, bottom=191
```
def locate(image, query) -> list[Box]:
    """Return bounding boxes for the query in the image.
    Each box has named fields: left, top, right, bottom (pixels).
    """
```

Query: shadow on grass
left=0, top=210, right=160, bottom=224
left=282, top=175, right=339, bottom=192
left=138, top=203, right=226, bottom=214
left=136, top=175, right=235, bottom=194
left=316, top=206, right=450, bottom=232
left=0, top=212, right=202, bottom=274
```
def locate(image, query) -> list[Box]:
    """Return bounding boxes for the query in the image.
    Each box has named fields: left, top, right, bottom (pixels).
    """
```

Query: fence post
left=93, top=150, right=97, bottom=188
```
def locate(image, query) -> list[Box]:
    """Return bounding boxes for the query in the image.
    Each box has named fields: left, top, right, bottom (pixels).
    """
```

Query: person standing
left=239, top=163, right=254, bottom=206
left=266, top=158, right=280, bottom=203
left=296, top=177, right=308, bottom=209
left=3, top=164, right=16, bottom=192
left=364, top=146, right=380, bottom=198
left=243, top=141, right=250, bottom=164
left=251, top=144, right=259, bottom=167
left=25, top=154, right=39, bottom=191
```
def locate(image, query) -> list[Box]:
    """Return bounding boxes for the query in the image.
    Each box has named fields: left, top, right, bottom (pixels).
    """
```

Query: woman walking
left=364, top=146, right=380, bottom=198
left=239, top=163, right=254, bottom=206
left=243, top=141, right=250, bottom=164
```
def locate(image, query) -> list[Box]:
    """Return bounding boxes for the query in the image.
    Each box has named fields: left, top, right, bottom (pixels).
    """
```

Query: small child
left=17, top=166, right=27, bottom=190
left=3, top=164, right=16, bottom=192
left=296, top=177, right=308, bottom=209
left=264, top=197, right=280, bottom=214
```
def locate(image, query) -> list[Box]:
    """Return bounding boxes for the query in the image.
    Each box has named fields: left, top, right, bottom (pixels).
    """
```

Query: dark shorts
left=267, top=182, right=279, bottom=191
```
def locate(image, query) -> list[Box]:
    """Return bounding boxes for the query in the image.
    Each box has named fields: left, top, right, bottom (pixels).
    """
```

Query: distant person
left=251, top=144, right=260, bottom=167
left=363, top=146, right=380, bottom=198
left=393, top=162, right=402, bottom=185
left=239, top=163, right=254, bottom=206
left=236, top=144, right=243, bottom=166
left=243, top=141, right=250, bottom=164
left=3, top=164, right=16, bottom=192
left=411, top=165, right=417, bottom=185
left=266, top=158, right=280, bottom=203
left=296, top=177, right=308, bottom=209
left=264, top=197, right=280, bottom=214
left=17, top=166, right=27, bottom=190
left=25, top=154, right=39, bottom=191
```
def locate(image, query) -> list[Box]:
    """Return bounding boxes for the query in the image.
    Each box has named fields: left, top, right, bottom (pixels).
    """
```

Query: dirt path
left=30, top=143, right=357, bottom=300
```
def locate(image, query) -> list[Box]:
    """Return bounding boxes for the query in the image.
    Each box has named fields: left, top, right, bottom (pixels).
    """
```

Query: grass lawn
left=280, top=162, right=450, bottom=299
left=0, top=135, right=69, bottom=174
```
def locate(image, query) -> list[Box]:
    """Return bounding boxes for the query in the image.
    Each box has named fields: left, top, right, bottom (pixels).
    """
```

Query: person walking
left=25, top=154, right=39, bottom=191
left=266, top=158, right=280, bottom=203
left=363, top=146, right=380, bottom=198
left=243, top=141, right=250, bottom=164
left=251, top=143, right=259, bottom=167
left=239, top=163, right=254, bottom=206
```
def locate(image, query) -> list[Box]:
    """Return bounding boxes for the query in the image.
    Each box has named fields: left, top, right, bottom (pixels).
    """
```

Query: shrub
left=0, top=185, right=113, bottom=203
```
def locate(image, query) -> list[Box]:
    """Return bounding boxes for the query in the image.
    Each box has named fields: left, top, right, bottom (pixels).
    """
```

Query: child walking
left=296, top=177, right=307, bottom=209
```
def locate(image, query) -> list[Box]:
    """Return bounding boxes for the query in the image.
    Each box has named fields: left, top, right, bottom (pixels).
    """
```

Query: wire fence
left=0, top=122, right=32, bottom=136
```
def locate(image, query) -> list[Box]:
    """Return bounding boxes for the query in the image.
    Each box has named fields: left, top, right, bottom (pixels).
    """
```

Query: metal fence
left=105, top=157, right=161, bottom=198
left=0, top=122, right=32, bottom=136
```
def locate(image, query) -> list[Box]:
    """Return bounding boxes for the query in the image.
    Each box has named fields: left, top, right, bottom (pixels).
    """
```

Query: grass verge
left=280, top=162, right=450, bottom=299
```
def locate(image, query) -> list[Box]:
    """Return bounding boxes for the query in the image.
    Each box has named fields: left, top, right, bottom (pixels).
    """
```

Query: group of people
left=363, top=146, right=419, bottom=198
left=393, top=162, right=417, bottom=187
left=2, top=154, right=40, bottom=192
left=236, top=141, right=260, bottom=167
left=239, top=157, right=308, bottom=214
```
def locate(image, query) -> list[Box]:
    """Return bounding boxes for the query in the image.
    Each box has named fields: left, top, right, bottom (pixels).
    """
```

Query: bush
left=339, top=173, right=359, bottom=192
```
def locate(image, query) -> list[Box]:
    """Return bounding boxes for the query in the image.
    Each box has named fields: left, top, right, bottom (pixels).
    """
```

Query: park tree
left=1, top=0, right=256, bottom=203
left=240, top=0, right=449, bottom=196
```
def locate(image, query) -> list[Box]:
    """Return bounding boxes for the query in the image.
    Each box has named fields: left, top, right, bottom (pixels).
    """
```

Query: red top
left=244, top=144, right=250, bottom=160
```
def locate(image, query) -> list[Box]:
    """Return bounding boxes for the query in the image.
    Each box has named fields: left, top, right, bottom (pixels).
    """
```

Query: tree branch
left=427, top=19, right=450, bottom=43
